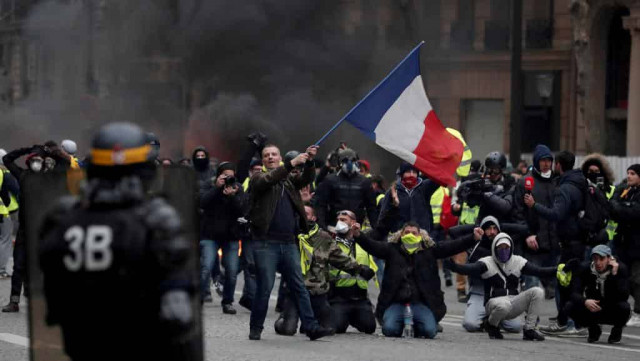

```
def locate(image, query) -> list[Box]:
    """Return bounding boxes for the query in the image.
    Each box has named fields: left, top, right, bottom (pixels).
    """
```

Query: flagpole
left=314, top=41, right=425, bottom=146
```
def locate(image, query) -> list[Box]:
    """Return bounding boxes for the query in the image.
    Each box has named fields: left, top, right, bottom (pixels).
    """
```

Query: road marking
left=0, top=333, right=28, bottom=347
left=441, top=318, right=640, bottom=354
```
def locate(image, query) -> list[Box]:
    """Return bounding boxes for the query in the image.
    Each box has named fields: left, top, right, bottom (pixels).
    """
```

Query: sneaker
left=457, top=289, right=468, bottom=303
left=608, top=326, right=622, bottom=344
left=556, top=326, right=588, bottom=338
left=1, top=302, right=18, bottom=313
left=0, top=271, right=10, bottom=279
left=249, top=327, right=262, bottom=340
left=539, top=322, right=566, bottom=334
left=306, top=325, right=334, bottom=341
left=588, top=325, right=602, bottom=343
left=626, top=312, right=640, bottom=327
left=523, top=328, right=545, bottom=341
left=213, top=280, right=224, bottom=297
left=222, top=304, right=237, bottom=315
left=486, top=324, right=503, bottom=340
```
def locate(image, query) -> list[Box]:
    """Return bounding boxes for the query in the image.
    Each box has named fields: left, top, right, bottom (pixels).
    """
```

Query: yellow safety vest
left=0, top=171, right=8, bottom=216
left=431, top=187, right=449, bottom=225
left=605, top=185, right=618, bottom=241
left=376, top=193, right=385, bottom=206
left=298, top=224, right=321, bottom=275
left=1, top=170, right=17, bottom=213
left=459, top=202, right=479, bottom=225
left=330, top=241, right=378, bottom=289
left=446, top=128, right=473, bottom=177
left=242, top=177, right=250, bottom=192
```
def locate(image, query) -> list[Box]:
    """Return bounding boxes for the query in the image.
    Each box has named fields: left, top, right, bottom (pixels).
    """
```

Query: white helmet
left=61, top=139, right=77, bottom=155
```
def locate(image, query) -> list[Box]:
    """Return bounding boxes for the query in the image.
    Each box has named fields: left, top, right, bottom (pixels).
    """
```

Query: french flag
left=343, top=42, right=464, bottom=186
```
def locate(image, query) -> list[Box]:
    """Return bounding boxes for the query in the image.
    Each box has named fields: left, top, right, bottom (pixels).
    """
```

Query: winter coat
left=610, top=184, right=640, bottom=261
left=533, top=169, right=586, bottom=242
left=581, top=153, right=616, bottom=189
left=199, top=183, right=247, bottom=241
left=248, top=161, right=315, bottom=239
left=312, top=171, right=378, bottom=229
left=377, top=178, right=439, bottom=233
left=354, top=229, right=476, bottom=322
left=476, top=174, right=518, bottom=224
left=514, top=145, right=559, bottom=253
left=569, top=262, right=630, bottom=307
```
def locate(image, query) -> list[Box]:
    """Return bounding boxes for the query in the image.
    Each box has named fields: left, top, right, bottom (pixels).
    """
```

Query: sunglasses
left=337, top=210, right=356, bottom=219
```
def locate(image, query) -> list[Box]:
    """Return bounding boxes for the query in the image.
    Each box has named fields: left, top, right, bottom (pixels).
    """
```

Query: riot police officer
left=39, top=123, right=198, bottom=361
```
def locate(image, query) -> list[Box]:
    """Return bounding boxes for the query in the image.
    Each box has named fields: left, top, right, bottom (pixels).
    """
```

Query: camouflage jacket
left=299, top=225, right=361, bottom=295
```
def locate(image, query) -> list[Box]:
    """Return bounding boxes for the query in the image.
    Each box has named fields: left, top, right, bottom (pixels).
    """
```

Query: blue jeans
left=250, top=240, right=319, bottom=332
left=382, top=302, right=437, bottom=339
left=200, top=239, right=240, bottom=305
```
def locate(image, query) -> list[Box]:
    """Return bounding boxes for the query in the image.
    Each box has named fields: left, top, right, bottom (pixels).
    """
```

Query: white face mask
left=30, top=161, right=43, bottom=172
left=540, top=170, right=552, bottom=179
left=334, top=221, right=349, bottom=235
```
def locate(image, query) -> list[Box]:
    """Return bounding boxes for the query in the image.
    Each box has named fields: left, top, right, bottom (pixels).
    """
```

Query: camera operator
left=458, top=152, right=517, bottom=225
left=199, top=162, right=247, bottom=314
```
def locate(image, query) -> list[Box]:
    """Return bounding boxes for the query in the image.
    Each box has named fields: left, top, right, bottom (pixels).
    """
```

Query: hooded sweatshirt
left=191, top=146, right=216, bottom=193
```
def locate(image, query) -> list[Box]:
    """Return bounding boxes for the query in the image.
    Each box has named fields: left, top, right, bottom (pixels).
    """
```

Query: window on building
left=526, top=0, right=553, bottom=49
left=485, top=0, right=510, bottom=50
left=450, top=0, right=474, bottom=50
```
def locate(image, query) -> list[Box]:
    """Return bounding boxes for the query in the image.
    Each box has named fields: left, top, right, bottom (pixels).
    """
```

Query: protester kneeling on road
left=274, top=205, right=374, bottom=336
left=352, top=220, right=477, bottom=339
left=446, top=232, right=571, bottom=341
left=565, top=245, right=630, bottom=344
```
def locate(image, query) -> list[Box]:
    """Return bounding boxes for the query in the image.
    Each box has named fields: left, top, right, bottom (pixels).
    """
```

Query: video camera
left=457, top=173, right=495, bottom=207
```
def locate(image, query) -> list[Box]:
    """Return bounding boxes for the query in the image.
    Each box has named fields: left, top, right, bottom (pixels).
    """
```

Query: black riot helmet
left=484, top=151, right=507, bottom=171
left=284, top=150, right=301, bottom=168
left=87, top=122, right=158, bottom=181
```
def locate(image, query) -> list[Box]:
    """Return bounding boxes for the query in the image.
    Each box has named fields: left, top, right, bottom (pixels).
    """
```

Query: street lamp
left=536, top=73, right=554, bottom=104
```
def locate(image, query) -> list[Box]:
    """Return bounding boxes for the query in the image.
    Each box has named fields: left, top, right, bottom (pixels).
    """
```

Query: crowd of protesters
left=1, top=129, right=639, bottom=346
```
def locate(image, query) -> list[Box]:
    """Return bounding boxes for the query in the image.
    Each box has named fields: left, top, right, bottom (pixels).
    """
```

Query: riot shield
left=25, top=166, right=202, bottom=361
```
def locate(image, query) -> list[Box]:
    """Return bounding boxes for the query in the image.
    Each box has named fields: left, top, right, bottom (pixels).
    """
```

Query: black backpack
left=578, top=181, right=611, bottom=243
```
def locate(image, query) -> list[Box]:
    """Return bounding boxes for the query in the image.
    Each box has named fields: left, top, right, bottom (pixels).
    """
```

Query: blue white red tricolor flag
left=334, top=42, right=464, bottom=186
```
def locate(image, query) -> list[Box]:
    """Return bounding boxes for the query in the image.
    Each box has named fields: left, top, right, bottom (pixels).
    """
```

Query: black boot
left=523, top=328, right=545, bottom=341
left=306, top=325, right=334, bottom=341
left=587, top=325, right=601, bottom=343
left=486, top=324, right=503, bottom=340
left=1, top=302, right=19, bottom=313
left=608, top=326, right=622, bottom=344
left=222, top=304, right=237, bottom=315
left=249, top=327, right=262, bottom=340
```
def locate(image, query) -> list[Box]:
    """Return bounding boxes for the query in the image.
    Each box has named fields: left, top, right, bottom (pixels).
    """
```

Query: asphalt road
left=1, top=262, right=640, bottom=361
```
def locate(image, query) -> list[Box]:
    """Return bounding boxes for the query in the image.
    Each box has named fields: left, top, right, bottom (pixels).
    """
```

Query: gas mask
left=334, top=221, right=349, bottom=235
left=30, top=160, right=43, bottom=172
left=341, top=158, right=359, bottom=175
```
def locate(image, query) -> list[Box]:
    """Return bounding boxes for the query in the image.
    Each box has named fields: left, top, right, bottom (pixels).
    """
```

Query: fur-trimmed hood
left=581, top=153, right=615, bottom=184
left=388, top=229, right=436, bottom=248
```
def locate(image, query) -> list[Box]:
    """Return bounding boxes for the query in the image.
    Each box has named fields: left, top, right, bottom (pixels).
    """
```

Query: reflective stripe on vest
left=242, top=177, right=250, bottom=192
left=376, top=193, right=385, bottom=206
left=0, top=171, right=7, bottom=216
left=2, top=170, right=17, bottom=212
left=606, top=185, right=618, bottom=241
left=430, top=187, right=449, bottom=224
left=446, top=128, right=472, bottom=177
left=460, top=202, right=479, bottom=225
left=331, top=242, right=378, bottom=289
left=298, top=224, right=320, bottom=275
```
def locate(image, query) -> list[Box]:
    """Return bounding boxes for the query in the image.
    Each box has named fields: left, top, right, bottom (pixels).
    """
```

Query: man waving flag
left=317, top=42, right=464, bottom=186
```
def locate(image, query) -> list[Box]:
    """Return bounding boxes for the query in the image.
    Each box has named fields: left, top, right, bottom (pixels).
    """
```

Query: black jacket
left=313, top=171, right=378, bottom=229
left=569, top=262, right=630, bottom=307
left=477, top=175, right=517, bottom=224
left=354, top=231, right=476, bottom=322
left=191, top=147, right=216, bottom=195
left=514, top=171, right=559, bottom=253
left=377, top=178, right=439, bottom=233
left=533, top=169, right=586, bottom=241
left=610, top=184, right=640, bottom=261
left=199, top=183, right=247, bottom=241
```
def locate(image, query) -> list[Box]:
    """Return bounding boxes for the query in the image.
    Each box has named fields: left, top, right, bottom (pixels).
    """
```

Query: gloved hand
left=359, top=266, right=375, bottom=281
left=563, top=258, right=581, bottom=273
left=443, top=258, right=455, bottom=271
